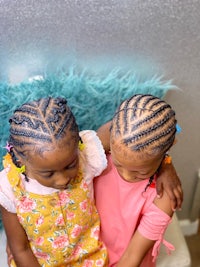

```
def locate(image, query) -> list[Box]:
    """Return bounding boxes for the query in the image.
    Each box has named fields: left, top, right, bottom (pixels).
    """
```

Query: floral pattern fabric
left=4, top=153, right=108, bottom=267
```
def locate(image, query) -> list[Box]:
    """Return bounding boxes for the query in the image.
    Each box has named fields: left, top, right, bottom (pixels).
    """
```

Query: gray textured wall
left=0, top=0, right=200, bottom=220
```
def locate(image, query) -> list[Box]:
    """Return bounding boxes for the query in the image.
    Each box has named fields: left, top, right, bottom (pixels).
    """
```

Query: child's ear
left=13, top=149, right=24, bottom=166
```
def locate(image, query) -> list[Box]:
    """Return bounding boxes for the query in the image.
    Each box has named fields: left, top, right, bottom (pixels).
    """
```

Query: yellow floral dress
left=2, top=131, right=108, bottom=267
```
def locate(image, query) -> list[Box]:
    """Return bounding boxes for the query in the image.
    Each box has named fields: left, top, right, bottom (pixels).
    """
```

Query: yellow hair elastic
left=16, top=165, right=26, bottom=174
left=78, top=140, right=85, bottom=151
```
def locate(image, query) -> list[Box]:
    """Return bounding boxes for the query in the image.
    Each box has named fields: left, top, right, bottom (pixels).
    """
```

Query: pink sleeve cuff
left=138, top=204, right=174, bottom=261
left=152, top=237, right=175, bottom=261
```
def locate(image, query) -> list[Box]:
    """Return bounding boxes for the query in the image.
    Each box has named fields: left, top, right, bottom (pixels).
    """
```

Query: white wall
left=0, top=0, right=200, bottom=219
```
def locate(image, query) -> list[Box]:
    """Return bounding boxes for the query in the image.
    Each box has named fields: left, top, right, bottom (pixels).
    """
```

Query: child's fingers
left=6, top=242, right=14, bottom=266
left=155, top=180, right=164, bottom=198
left=173, top=186, right=183, bottom=210
left=168, top=187, right=183, bottom=211
left=7, top=255, right=14, bottom=266
left=156, top=186, right=183, bottom=211
left=168, top=192, right=177, bottom=211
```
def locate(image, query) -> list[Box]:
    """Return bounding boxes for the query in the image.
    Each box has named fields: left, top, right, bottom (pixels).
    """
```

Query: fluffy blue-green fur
left=0, top=67, right=176, bottom=230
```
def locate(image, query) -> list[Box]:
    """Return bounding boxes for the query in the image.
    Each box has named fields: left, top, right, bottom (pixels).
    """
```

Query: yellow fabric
left=4, top=154, right=108, bottom=267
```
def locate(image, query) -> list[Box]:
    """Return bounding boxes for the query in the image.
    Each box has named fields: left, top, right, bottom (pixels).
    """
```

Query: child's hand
left=156, top=160, right=183, bottom=211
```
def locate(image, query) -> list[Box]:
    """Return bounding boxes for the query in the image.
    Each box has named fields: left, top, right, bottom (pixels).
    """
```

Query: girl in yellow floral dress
left=0, top=97, right=108, bottom=267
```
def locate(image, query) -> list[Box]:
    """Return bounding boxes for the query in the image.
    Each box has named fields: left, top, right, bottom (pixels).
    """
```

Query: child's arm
left=116, top=191, right=174, bottom=267
left=96, top=121, right=111, bottom=153
left=116, top=229, right=155, bottom=267
left=97, top=121, right=183, bottom=210
left=0, top=205, right=40, bottom=267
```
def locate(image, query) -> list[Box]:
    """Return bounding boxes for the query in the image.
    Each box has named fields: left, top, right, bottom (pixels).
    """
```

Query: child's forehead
left=27, top=140, right=79, bottom=169
left=111, top=144, right=163, bottom=172
left=23, top=132, right=78, bottom=156
left=111, top=137, right=161, bottom=159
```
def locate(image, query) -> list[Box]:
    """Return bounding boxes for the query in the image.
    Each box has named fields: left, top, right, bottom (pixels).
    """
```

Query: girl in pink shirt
left=94, top=94, right=180, bottom=267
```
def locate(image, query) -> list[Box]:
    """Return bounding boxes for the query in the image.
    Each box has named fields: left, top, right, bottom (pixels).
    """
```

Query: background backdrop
left=0, top=0, right=200, bottom=221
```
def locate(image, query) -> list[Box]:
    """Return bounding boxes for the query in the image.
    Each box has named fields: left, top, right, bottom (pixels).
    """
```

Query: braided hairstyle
left=8, top=97, right=79, bottom=167
left=111, top=94, right=177, bottom=156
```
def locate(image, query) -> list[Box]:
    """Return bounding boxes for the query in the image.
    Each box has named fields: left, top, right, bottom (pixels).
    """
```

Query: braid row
left=131, top=104, right=173, bottom=131
left=131, top=125, right=176, bottom=151
left=124, top=109, right=175, bottom=144
left=111, top=94, right=177, bottom=154
left=9, top=97, right=78, bottom=153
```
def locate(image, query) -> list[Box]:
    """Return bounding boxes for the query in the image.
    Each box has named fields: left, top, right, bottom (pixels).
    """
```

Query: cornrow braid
left=111, top=94, right=177, bottom=155
left=8, top=97, right=79, bottom=158
left=8, top=147, right=29, bottom=182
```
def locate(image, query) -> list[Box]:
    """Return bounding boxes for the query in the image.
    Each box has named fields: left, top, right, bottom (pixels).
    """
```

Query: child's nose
left=54, top=172, right=70, bottom=186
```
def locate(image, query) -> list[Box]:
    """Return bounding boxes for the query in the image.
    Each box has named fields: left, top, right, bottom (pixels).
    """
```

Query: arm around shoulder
left=96, top=121, right=111, bottom=153
left=156, top=157, right=183, bottom=211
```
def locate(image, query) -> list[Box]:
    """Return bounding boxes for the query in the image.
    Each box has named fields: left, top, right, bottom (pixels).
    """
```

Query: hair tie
left=176, top=124, right=182, bottom=134
left=16, top=165, right=26, bottom=174
left=78, top=140, right=85, bottom=151
left=164, top=154, right=172, bottom=164
left=4, top=142, right=13, bottom=152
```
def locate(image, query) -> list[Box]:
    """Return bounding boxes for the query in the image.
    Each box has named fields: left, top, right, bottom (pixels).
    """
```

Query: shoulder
left=141, top=185, right=173, bottom=218
left=153, top=190, right=174, bottom=217
left=79, top=130, right=107, bottom=179
left=138, top=191, right=173, bottom=241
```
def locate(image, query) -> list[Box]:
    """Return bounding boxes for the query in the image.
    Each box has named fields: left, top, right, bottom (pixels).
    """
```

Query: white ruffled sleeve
left=0, top=169, right=16, bottom=213
left=79, top=130, right=107, bottom=185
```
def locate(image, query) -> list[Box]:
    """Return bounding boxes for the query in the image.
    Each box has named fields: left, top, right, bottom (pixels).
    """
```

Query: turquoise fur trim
left=0, top=67, right=176, bottom=167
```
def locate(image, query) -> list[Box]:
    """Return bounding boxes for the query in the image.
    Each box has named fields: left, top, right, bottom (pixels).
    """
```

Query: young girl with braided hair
left=94, top=94, right=181, bottom=267
left=0, top=96, right=182, bottom=267
left=0, top=97, right=108, bottom=267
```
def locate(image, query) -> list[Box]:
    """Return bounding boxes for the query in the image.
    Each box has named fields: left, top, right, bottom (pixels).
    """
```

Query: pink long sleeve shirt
left=94, top=154, right=174, bottom=267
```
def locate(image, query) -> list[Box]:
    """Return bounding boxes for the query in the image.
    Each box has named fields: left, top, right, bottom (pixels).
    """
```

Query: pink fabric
left=94, top=154, right=174, bottom=267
